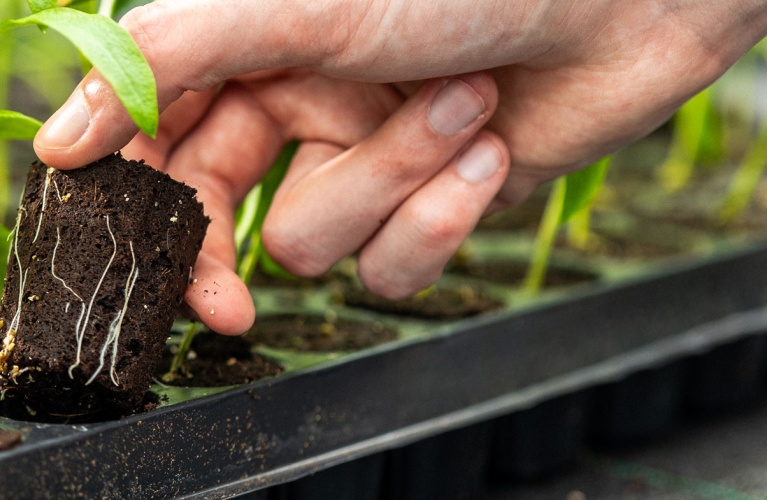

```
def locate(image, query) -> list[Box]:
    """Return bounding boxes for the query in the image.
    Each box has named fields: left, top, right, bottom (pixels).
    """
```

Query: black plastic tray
left=3, top=241, right=767, bottom=499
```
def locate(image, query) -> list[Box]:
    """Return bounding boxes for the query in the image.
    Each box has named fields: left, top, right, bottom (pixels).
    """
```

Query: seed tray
left=2, top=237, right=767, bottom=499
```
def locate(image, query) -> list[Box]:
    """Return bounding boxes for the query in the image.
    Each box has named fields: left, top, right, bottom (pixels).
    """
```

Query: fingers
left=162, top=83, right=282, bottom=334
left=32, top=0, right=361, bottom=168
left=185, top=252, right=255, bottom=336
left=33, top=0, right=526, bottom=169
left=121, top=88, right=218, bottom=170
left=262, top=71, right=501, bottom=278
left=359, top=132, right=508, bottom=298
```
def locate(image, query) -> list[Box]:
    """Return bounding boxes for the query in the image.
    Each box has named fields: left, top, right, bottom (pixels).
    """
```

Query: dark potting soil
left=338, top=284, right=503, bottom=319
left=248, top=314, right=398, bottom=352
left=554, top=232, right=679, bottom=260
left=449, top=259, right=597, bottom=287
left=157, top=331, right=284, bottom=387
left=0, top=154, right=209, bottom=418
left=249, top=269, right=330, bottom=288
left=474, top=189, right=549, bottom=233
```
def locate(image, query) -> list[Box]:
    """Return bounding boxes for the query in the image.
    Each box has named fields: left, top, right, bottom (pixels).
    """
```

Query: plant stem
left=522, top=177, right=566, bottom=294
left=162, top=322, right=200, bottom=382
left=236, top=140, right=299, bottom=283
left=566, top=205, right=592, bottom=250
left=97, top=0, right=116, bottom=18
left=657, top=88, right=714, bottom=191
left=719, top=117, right=767, bottom=222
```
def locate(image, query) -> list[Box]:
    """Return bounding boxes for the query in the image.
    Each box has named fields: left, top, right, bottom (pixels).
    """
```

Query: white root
left=8, top=211, right=29, bottom=335
left=0, top=210, right=29, bottom=373
left=3, top=186, right=144, bottom=387
left=52, top=179, right=62, bottom=202
left=67, top=303, right=87, bottom=379
left=32, top=167, right=54, bottom=244
left=51, top=227, right=84, bottom=301
left=68, top=215, right=117, bottom=378
left=86, top=241, right=138, bottom=386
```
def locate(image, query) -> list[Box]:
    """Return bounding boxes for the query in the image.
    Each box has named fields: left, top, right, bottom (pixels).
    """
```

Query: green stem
left=566, top=204, right=592, bottom=250
left=657, top=87, right=713, bottom=191
left=719, top=117, right=767, bottom=222
left=162, top=321, right=200, bottom=382
left=97, top=0, right=116, bottom=17
left=237, top=140, right=299, bottom=283
left=522, top=178, right=566, bottom=294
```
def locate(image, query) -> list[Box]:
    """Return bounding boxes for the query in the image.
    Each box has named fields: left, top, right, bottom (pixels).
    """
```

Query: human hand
left=33, top=0, right=767, bottom=334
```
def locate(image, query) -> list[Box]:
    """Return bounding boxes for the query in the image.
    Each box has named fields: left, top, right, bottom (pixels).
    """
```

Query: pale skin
left=33, top=0, right=767, bottom=335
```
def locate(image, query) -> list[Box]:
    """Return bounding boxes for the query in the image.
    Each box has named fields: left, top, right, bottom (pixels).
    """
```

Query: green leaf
left=113, top=0, right=152, bottom=20
left=27, top=0, right=58, bottom=14
left=0, top=110, right=43, bottom=140
left=560, top=156, right=611, bottom=224
left=0, top=7, right=158, bottom=137
left=236, top=141, right=299, bottom=282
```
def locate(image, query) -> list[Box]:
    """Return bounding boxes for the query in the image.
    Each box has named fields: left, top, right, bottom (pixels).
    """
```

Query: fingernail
left=454, top=140, right=502, bottom=183
left=428, top=79, right=485, bottom=136
left=35, top=88, right=91, bottom=150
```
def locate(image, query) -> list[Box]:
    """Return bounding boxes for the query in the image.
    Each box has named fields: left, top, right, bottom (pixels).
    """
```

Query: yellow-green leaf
left=27, top=0, right=58, bottom=14
left=0, top=110, right=43, bottom=140
left=1, top=7, right=158, bottom=137
left=560, top=156, right=611, bottom=224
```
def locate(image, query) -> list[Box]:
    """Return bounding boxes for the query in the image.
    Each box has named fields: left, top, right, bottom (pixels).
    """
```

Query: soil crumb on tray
left=0, top=153, right=209, bottom=418
left=0, top=429, right=24, bottom=451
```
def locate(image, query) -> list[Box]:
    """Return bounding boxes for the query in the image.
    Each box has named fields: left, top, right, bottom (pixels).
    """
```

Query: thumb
left=32, top=0, right=345, bottom=168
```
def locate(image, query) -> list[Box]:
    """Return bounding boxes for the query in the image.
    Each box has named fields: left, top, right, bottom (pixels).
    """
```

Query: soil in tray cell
left=449, top=259, right=597, bottom=288
left=157, top=331, right=284, bottom=387
left=337, top=283, right=503, bottom=319
left=248, top=313, right=398, bottom=352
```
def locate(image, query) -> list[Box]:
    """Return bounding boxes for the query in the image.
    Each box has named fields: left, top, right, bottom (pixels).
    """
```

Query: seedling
left=656, top=87, right=722, bottom=191
left=162, top=141, right=300, bottom=382
left=718, top=39, right=767, bottom=221
left=522, top=156, right=611, bottom=294
left=0, top=1, right=158, bottom=137
left=235, top=140, right=299, bottom=283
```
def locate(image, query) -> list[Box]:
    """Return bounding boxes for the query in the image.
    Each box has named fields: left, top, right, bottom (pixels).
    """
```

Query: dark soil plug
left=0, top=153, right=209, bottom=418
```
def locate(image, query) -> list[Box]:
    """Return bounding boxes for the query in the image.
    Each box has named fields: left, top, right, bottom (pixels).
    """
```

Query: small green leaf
left=560, top=156, right=611, bottom=224
left=27, top=0, right=58, bottom=14
left=0, top=110, right=43, bottom=140
left=1, top=8, right=158, bottom=137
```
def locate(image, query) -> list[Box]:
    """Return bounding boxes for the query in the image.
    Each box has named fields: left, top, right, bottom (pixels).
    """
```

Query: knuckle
left=313, top=2, right=391, bottom=79
left=412, top=206, right=465, bottom=249
left=260, top=223, right=331, bottom=278
left=358, top=264, right=413, bottom=301
left=358, top=252, right=441, bottom=301
left=119, top=3, right=168, bottom=69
